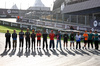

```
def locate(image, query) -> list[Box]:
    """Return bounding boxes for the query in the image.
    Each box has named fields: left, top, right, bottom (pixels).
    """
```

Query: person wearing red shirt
left=36, top=30, right=42, bottom=49
left=49, top=30, right=55, bottom=49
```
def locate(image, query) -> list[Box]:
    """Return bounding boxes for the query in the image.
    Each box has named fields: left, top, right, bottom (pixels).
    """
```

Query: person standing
left=19, top=29, right=24, bottom=49
left=83, top=31, right=88, bottom=49
left=63, top=32, right=69, bottom=49
left=31, top=30, right=36, bottom=50
left=56, top=30, right=62, bottom=49
left=25, top=28, right=30, bottom=49
left=88, top=30, right=94, bottom=49
left=75, top=32, right=81, bottom=49
left=43, top=30, right=48, bottom=49
left=94, top=31, right=99, bottom=50
left=70, top=31, right=75, bottom=49
left=49, top=30, right=55, bottom=49
left=36, top=30, right=42, bottom=49
left=12, top=30, right=17, bottom=49
left=5, top=30, right=11, bottom=49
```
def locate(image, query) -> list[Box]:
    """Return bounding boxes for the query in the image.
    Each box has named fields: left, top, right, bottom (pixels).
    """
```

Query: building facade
left=53, top=0, right=100, bottom=30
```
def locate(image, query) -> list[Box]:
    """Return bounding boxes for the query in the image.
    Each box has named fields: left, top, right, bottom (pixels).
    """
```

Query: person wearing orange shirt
left=36, top=30, right=42, bottom=49
left=83, top=30, right=88, bottom=49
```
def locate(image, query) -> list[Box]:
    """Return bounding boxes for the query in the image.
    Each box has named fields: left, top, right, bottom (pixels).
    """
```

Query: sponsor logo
left=93, top=20, right=98, bottom=27
left=77, top=26, right=79, bottom=30
left=7, top=9, right=11, bottom=14
left=77, top=26, right=87, bottom=30
left=45, top=23, right=52, bottom=26
left=12, top=23, right=17, bottom=26
left=22, top=25, right=28, bottom=28
left=4, top=22, right=9, bottom=25
left=0, top=15, right=7, bottom=17
left=91, top=28, right=94, bottom=32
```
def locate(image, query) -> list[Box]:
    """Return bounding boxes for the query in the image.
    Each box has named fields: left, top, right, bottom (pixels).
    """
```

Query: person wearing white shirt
left=75, top=32, right=81, bottom=49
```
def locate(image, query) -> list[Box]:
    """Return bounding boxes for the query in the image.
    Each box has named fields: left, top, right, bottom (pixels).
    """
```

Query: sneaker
left=82, top=47, right=84, bottom=49
left=85, top=47, right=87, bottom=50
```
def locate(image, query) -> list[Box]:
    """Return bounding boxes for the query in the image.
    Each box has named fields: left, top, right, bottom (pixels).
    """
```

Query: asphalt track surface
left=0, top=33, right=100, bottom=66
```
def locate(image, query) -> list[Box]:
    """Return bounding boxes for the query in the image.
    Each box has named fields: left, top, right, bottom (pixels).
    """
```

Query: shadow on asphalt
left=64, top=49, right=76, bottom=56
left=43, top=49, right=51, bottom=57
left=50, top=49, right=59, bottom=56
left=1, top=48, right=100, bottom=57
left=31, top=49, right=37, bottom=57
left=86, top=49, right=100, bottom=56
left=77, top=49, right=91, bottom=56
left=37, top=49, right=43, bottom=57
left=0, top=49, right=10, bottom=57
left=24, top=49, right=30, bottom=57
left=56, top=49, right=67, bottom=56
left=17, top=48, right=23, bottom=57
left=9, top=49, right=16, bottom=57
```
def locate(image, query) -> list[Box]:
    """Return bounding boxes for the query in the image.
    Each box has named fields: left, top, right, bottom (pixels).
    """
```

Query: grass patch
left=0, top=25, right=32, bottom=34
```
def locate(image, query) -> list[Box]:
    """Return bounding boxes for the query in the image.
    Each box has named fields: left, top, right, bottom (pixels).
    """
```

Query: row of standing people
left=5, top=28, right=99, bottom=50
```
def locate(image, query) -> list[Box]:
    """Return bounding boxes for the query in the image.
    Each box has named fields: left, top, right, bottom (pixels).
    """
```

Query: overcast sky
left=0, top=0, right=54, bottom=10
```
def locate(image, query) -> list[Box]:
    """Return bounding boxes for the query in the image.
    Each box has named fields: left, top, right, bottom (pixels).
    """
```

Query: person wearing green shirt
left=94, top=31, right=99, bottom=50
left=88, top=30, right=94, bottom=49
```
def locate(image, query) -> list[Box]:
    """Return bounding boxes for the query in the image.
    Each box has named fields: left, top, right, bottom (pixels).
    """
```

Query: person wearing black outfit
left=25, top=28, right=30, bottom=49
left=31, top=30, right=36, bottom=50
left=94, top=31, right=99, bottom=50
left=43, top=30, right=48, bottom=49
left=12, top=30, right=17, bottom=49
left=19, top=29, right=24, bottom=49
left=63, top=32, right=69, bottom=49
left=70, top=32, right=75, bottom=49
left=5, top=30, right=11, bottom=49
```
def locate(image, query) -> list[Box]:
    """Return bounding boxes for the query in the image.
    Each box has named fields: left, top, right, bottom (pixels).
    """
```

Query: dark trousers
left=32, top=39, right=35, bottom=49
left=5, top=40, right=11, bottom=49
left=43, top=40, right=48, bottom=49
left=19, top=39, right=24, bottom=48
left=13, top=40, right=17, bottom=49
left=88, top=40, right=93, bottom=49
left=76, top=41, right=81, bottom=49
left=94, top=41, right=99, bottom=50
left=26, top=38, right=30, bottom=48
left=50, top=40, right=55, bottom=49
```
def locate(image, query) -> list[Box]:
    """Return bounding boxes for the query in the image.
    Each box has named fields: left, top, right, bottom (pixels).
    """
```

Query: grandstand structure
left=53, top=0, right=100, bottom=31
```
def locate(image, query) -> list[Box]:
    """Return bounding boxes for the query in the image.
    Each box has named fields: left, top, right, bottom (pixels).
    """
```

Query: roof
left=11, top=4, right=18, bottom=9
left=62, top=0, right=100, bottom=14
left=33, top=0, right=45, bottom=7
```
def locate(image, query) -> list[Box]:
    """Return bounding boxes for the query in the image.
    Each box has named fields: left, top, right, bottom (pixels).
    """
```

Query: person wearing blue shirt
left=19, top=29, right=24, bottom=49
left=56, top=30, right=62, bottom=49
left=12, top=30, right=17, bottom=49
